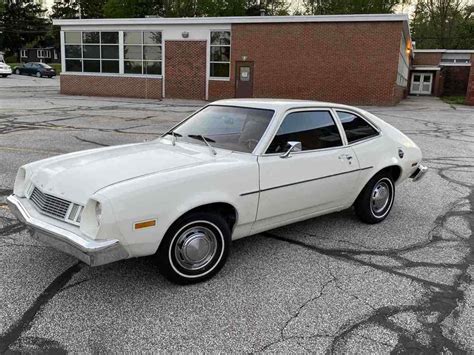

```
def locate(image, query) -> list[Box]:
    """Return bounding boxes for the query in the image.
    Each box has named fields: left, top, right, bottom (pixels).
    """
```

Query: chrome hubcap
left=174, top=226, right=217, bottom=271
left=371, top=181, right=390, bottom=214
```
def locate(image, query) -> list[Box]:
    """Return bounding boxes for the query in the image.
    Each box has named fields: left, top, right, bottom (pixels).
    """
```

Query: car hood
left=29, top=141, right=219, bottom=204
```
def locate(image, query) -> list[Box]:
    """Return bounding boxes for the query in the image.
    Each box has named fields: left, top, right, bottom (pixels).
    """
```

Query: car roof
left=210, top=98, right=360, bottom=112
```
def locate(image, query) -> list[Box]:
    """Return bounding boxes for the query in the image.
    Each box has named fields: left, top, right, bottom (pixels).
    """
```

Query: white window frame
left=64, top=31, right=121, bottom=74
left=20, top=49, right=27, bottom=58
left=122, top=30, right=163, bottom=77
left=209, top=30, right=231, bottom=81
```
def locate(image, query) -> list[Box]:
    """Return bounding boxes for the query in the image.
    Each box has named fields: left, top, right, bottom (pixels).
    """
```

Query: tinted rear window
left=337, top=111, right=378, bottom=143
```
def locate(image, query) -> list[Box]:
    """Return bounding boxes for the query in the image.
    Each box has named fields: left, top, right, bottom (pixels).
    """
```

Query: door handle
left=338, top=154, right=353, bottom=161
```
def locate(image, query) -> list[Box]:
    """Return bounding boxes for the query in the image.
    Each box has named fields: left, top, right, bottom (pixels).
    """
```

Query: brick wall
left=165, top=41, right=206, bottom=100
left=442, top=66, right=471, bottom=96
left=209, top=21, right=406, bottom=105
left=208, top=79, right=235, bottom=100
left=393, top=84, right=407, bottom=103
left=466, top=54, right=474, bottom=105
left=413, top=52, right=442, bottom=66
left=60, top=74, right=162, bottom=99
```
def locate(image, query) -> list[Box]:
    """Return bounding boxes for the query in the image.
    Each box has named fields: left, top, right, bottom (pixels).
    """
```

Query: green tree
left=103, top=0, right=164, bottom=18
left=196, top=0, right=249, bottom=17
left=0, top=0, right=49, bottom=56
left=412, top=0, right=473, bottom=49
left=51, top=0, right=80, bottom=19
left=80, top=0, right=108, bottom=18
left=304, top=0, right=407, bottom=14
left=50, top=0, right=80, bottom=49
left=102, top=0, right=290, bottom=18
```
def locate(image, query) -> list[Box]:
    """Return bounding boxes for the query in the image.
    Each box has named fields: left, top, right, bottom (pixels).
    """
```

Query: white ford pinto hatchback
left=8, top=99, right=426, bottom=284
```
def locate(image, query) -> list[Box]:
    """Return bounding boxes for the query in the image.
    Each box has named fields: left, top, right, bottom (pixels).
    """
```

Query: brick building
left=411, top=49, right=474, bottom=105
left=53, top=14, right=412, bottom=105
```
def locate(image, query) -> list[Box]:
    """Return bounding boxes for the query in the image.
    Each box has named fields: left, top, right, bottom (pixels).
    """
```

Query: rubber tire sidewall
left=36, top=72, right=42, bottom=78
left=15, top=69, right=20, bottom=75
left=354, top=172, right=395, bottom=224
left=157, top=212, right=231, bottom=285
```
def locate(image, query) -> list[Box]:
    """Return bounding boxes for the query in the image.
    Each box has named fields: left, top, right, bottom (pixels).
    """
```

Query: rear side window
left=337, top=111, right=378, bottom=143
left=266, top=110, right=342, bottom=153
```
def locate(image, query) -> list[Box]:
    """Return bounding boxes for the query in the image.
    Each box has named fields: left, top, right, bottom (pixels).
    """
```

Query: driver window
left=266, top=110, right=342, bottom=154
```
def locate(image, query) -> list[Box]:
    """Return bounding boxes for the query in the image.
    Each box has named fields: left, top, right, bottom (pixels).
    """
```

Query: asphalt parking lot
left=0, top=75, right=473, bottom=353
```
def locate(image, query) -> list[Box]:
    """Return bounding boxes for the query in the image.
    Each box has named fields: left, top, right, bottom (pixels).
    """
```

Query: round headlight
left=95, top=202, right=102, bottom=225
left=13, top=167, right=26, bottom=197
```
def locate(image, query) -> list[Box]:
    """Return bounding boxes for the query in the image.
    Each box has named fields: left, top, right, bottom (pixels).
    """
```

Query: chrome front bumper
left=7, top=195, right=129, bottom=266
left=410, top=163, right=428, bottom=182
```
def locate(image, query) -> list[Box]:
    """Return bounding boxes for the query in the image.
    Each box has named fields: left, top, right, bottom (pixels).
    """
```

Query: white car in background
left=8, top=99, right=426, bottom=284
left=0, top=57, right=12, bottom=77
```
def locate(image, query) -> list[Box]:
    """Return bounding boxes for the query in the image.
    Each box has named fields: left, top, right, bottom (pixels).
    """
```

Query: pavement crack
left=0, top=262, right=85, bottom=353
left=258, top=271, right=337, bottom=352
left=73, top=135, right=110, bottom=147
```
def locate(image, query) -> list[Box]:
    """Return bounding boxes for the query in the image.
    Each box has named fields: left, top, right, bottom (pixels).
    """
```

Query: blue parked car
left=14, top=62, right=56, bottom=78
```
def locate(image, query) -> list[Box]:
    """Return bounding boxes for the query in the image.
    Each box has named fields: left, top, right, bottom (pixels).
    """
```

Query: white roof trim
left=53, top=14, right=408, bottom=26
left=414, top=49, right=474, bottom=54
left=53, top=14, right=411, bottom=42
left=412, top=66, right=441, bottom=71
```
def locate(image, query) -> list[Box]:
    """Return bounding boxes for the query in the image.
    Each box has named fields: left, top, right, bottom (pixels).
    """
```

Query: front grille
left=29, top=187, right=72, bottom=220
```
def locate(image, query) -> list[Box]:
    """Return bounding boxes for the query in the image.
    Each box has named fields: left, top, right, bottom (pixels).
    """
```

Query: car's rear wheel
left=15, top=69, right=20, bottom=75
left=354, top=172, right=395, bottom=224
left=36, top=71, right=42, bottom=78
left=157, top=212, right=231, bottom=284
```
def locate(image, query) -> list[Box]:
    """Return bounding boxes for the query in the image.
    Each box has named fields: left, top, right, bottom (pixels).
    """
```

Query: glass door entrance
left=410, top=73, right=433, bottom=95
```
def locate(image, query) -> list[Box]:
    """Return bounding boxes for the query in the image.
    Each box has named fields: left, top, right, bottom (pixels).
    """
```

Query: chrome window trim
left=261, top=107, right=344, bottom=156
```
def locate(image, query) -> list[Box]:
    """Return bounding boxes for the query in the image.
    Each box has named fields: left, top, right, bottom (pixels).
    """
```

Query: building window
left=440, top=53, right=470, bottom=65
left=210, top=31, right=231, bottom=79
left=37, top=49, right=51, bottom=59
left=124, top=31, right=162, bottom=75
left=20, top=50, right=27, bottom=58
left=64, top=31, right=119, bottom=73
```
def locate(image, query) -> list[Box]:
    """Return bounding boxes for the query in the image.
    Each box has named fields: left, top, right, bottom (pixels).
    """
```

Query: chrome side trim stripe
left=240, top=166, right=373, bottom=196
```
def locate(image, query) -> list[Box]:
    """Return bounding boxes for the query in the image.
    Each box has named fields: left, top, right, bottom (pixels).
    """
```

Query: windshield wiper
left=163, top=131, right=182, bottom=145
left=188, top=134, right=217, bottom=156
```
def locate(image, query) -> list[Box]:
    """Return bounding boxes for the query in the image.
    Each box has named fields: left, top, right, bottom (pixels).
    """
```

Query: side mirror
left=280, top=141, right=302, bottom=158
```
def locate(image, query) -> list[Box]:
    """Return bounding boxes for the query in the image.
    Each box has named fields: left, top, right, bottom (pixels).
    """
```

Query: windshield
left=39, top=63, right=52, bottom=69
left=170, top=105, right=274, bottom=153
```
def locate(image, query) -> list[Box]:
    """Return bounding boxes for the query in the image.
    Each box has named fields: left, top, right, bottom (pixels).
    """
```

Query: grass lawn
left=441, top=96, right=466, bottom=105
left=7, top=62, right=62, bottom=75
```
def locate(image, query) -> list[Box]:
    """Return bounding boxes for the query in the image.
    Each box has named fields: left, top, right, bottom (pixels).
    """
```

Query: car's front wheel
left=354, top=172, right=395, bottom=224
left=157, top=212, right=231, bottom=284
left=15, top=69, right=20, bottom=75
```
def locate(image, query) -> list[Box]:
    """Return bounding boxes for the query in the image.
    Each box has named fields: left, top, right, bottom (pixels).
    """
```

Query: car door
left=32, top=64, right=40, bottom=75
left=252, top=108, right=360, bottom=232
left=334, top=110, right=382, bottom=201
left=24, top=63, right=33, bottom=75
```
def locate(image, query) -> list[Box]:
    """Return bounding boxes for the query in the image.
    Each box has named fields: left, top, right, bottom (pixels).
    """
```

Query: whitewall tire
left=354, top=172, right=395, bottom=224
left=157, top=212, right=231, bottom=284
